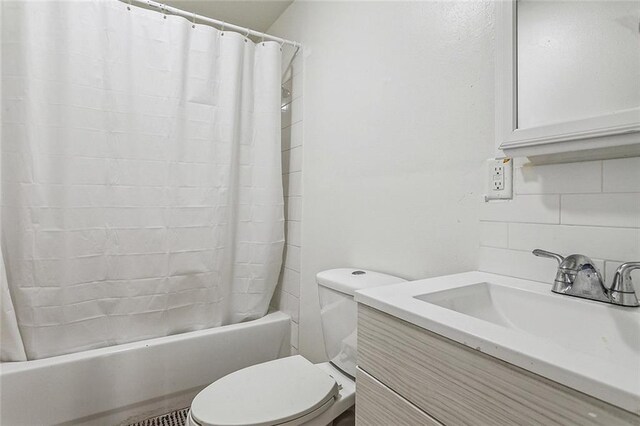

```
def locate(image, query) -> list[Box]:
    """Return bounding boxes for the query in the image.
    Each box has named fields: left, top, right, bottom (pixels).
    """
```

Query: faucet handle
left=609, top=262, right=640, bottom=307
left=532, top=249, right=564, bottom=264
left=533, top=249, right=572, bottom=291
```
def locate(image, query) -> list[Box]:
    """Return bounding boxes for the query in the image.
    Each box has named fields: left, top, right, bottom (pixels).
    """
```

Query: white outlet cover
left=485, top=158, right=513, bottom=201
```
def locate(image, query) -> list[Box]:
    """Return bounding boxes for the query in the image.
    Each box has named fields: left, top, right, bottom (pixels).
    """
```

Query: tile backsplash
left=271, top=51, right=303, bottom=354
left=479, top=156, right=640, bottom=292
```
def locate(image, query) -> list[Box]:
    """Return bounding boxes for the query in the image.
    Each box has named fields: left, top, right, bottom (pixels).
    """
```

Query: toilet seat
left=190, top=356, right=339, bottom=426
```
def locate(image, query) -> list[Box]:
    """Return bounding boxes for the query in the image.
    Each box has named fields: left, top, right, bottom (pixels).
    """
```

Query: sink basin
left=355, top=272, right=640, bottom=414
left=415, top=282, right=640, bottom=365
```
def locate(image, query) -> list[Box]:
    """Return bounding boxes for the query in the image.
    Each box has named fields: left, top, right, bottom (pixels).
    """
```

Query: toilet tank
left=317, top=268, right=406, bottom=378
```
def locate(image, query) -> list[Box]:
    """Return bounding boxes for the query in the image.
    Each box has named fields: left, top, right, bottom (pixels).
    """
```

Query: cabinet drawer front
left=356, top=367, right=443, bottom=426
left=358, top=305, right=639, bottom=426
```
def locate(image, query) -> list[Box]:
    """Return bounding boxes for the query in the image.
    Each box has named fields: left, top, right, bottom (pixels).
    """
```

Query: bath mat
left=128, top=407, right=189, bottom=426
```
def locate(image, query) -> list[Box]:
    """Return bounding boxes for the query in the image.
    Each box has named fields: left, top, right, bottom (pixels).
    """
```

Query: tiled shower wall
left=271, top=52, right=303, bottom=354
left=479, top=156, right=640, bottom=291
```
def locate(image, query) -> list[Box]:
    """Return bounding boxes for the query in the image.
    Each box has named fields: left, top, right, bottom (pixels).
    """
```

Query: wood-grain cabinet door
left=356, top=305, right=639, bottom=426
left=356, top=367, right=443, bottom=425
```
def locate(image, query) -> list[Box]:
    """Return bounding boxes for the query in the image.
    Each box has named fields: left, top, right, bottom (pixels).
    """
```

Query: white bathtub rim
left=0, top=310, right=291, bottom=426
left=1, top=311, right=290, bottom=372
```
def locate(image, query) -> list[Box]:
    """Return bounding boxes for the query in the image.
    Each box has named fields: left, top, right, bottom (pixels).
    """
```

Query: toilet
left=186, top=268, right=406, bottom=426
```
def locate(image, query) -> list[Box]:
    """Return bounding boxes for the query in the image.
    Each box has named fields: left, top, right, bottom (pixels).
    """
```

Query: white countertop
left=355, top=271, right=640, bottom=415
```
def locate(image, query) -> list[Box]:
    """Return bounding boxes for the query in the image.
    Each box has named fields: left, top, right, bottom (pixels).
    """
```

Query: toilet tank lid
left=316, top=268, right=406, bottom=296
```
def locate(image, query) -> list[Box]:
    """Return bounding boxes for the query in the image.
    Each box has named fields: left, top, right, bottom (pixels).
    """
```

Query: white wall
left=479, top=157, right=640, bottom=293
left=269, top=1, right=496, bottom=361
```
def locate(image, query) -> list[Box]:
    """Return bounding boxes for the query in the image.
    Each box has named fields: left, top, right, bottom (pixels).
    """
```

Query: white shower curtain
left=0, top=0, right=284, bottom=360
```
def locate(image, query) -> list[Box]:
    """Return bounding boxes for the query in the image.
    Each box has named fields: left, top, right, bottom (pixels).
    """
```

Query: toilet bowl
left=186, top=357, right=355, bottom=426
left=186, top=268, right=405, bottom=426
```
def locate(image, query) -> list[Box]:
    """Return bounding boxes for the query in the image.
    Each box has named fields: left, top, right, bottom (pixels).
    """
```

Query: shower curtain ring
left=279, top=40, right=285, bottom=51
left=192, top=12, right=196, bottom=28
left=244, top=29, right=251, bottom=42
left=261, top=33, right=265, bottom=46
left=127, top=0, right=131, bottom=10
left=162, top=3, right=167, bottom=19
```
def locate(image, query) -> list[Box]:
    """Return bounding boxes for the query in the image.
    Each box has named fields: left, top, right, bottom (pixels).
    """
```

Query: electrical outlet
left=492, top=163, right=505, bottom=190
left=485, top=158, right=513, bottom=201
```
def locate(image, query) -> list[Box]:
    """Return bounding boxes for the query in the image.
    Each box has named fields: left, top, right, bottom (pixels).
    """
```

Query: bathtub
left=0, top=311, right=291, bottom=426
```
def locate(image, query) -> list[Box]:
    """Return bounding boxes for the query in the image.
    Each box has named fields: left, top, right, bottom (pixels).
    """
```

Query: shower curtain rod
left=121, top=0, right=302, bottom=48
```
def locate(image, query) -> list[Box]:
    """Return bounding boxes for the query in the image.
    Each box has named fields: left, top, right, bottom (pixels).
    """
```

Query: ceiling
left=163, top=0, right=294, bottom=33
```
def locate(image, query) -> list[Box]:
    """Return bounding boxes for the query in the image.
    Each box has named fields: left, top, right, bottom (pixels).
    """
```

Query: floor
left=127, top=408, right=189, bottom=426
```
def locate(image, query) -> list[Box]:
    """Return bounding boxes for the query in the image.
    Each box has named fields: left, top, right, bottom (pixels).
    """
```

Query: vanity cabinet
left=355, top=305, right=639, bottom=426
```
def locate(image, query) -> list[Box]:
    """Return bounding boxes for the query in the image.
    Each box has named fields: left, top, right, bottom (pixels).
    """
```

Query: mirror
left=496, top=0, right=640, bottom=161
left=517, top=0, right=640, bottom=130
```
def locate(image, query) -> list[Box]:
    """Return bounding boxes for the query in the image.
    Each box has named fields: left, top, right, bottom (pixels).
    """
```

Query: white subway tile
left=603, top=157, right=640, bottom=193
left=281, top=267, right=300, bottom=297
left=290, top=121, right=303, bottom=149
left=281, top=125, right=292, bottom=151
left=286, top=196, right=303, bottom=221
left=481, top=159, right=638, bottom=292
left=281, top=103, right=292, bottom=128
left=290, top=97, right=303, bottom=125
left=561, top=193, right=640, bottom=228
left=275, top=291, right=299, bottom=323
left=479, top=221, right=508, bottom=248
left=289, top=293, right=300, bottom=324
left=479, top=247, right=604, bottom=284
left=281, top=149, right=290, bottom=174
left=284, top=244, right=301, bottom=272
left=291, top=73, right=303, bottom=100
left=286, top=221, right=301, bottom=247
left=515, top=161, right=601, bottom=194
left=508, top=223, right=640, bottom=261
left=480, top=195, right=560, bottom=224
left=286, top=146, right=302, bottom=173
left=286, top=172, right=302, bottom=196
left=479, top=247, right=556, bottom=283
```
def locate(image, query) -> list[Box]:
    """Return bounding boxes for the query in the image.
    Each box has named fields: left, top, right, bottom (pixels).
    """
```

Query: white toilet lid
left=190, top=355, right=339, bottom=426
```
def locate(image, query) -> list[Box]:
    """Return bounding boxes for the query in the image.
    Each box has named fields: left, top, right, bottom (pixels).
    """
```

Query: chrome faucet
left=533, top=249, right=640, bottom=307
